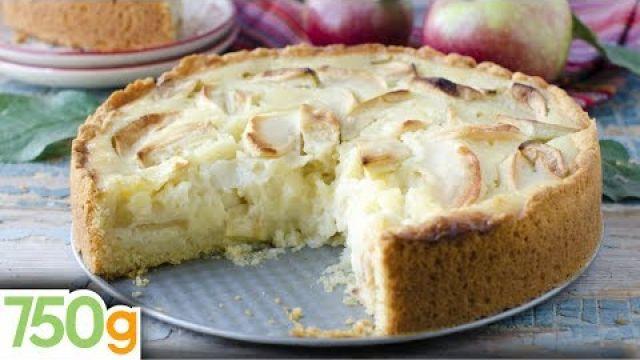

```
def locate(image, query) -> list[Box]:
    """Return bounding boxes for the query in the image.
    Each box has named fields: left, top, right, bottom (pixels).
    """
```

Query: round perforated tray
left=72, top=233, right=601, bottom=346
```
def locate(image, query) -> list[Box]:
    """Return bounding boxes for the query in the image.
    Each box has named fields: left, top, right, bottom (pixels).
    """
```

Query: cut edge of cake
left=70, top=44, right=602, bottom=335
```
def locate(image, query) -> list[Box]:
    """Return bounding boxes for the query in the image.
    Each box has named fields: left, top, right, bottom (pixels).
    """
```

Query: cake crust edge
left=71, top=78, right=156, bottom=276
left=70, top=45, right=602, bottom=334
left=377, top=125, right=601, bottom=334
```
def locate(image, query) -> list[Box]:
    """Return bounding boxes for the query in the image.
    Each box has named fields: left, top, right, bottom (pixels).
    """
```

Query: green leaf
left=35, top=139, right=73, bottom=161
left=572, top=13, right=601, bottom=49
left=600, top=139, right=640, bottom=201
left=600, top=139, right=630, bottom=162
left=599, top=44, right=640, bottom=75
left=572, top=13, right=640, bottom=76
left=0, top=91, right=101, bottom=162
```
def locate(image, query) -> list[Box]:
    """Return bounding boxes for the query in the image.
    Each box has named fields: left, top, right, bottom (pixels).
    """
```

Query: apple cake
left=2, top=0, right=181, bottom=51
left=71, top=44, right=602, bottom=335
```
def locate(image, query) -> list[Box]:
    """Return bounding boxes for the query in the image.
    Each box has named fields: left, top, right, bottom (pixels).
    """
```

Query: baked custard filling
left=83, top=51, right=590, bottom=315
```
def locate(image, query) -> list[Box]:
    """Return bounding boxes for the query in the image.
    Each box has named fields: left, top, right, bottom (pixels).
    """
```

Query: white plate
left=0, top=25, right=238, bottom=88
left=0, top=0, right=234, bottom=68
left=72, top=230, right=602, bottom=347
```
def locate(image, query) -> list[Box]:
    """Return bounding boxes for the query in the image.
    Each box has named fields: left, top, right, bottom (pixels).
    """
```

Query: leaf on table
left=600, top=139, right=640, bottom=202
left=35, top=139, right=73, bottom=161
left=572, top=13, right=640, bottom=76
left=0, top=91, right=101, bottom=162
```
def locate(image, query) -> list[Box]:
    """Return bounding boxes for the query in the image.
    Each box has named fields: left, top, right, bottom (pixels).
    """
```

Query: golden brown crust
left=71, top=120, right=104, bottom=274
left=71, top=44, right=602, bottom=335
left=72, top=77, right=157, bottom=275
left=377, top=126, right=601, bottom=334
left=104, top=78, right=156, bottom=111
left=400, top=120, right=428, bottom=133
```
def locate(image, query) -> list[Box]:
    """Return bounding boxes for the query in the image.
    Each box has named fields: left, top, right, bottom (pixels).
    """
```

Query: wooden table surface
left=1, top=74, right=640, bottom=358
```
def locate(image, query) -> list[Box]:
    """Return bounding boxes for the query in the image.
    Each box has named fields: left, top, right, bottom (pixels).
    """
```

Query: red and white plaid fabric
left=231, top=0, right=640, bottom=109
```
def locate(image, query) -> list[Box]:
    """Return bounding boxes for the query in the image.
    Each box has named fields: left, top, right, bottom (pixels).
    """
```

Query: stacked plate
left=0, top=0, right=237, bottom=88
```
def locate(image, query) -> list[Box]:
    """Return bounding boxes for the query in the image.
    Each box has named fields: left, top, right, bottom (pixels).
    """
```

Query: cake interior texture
left=72, top=45, right=602, bottom=335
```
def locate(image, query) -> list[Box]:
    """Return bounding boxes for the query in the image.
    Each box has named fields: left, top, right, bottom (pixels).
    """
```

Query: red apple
left=305, top=0, right=414, bottom=46
left=422, top=0, right=572, bottom=81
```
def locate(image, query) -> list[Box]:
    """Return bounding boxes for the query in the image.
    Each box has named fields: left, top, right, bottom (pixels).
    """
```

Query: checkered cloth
left=231, top=0, right=640, bottom=109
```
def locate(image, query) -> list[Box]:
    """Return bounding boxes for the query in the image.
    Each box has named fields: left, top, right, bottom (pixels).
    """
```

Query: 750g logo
left=0, top=290, right=140, bottom=359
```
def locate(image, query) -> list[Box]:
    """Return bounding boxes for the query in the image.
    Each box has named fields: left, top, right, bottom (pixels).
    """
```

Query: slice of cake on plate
left=71, top=44, right=602, bottom=335
left=2, top=0, right=182, bottom=51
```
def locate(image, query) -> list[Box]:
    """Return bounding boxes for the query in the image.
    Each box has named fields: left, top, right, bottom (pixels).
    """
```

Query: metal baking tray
left=72, top=231, right=602, bottom=346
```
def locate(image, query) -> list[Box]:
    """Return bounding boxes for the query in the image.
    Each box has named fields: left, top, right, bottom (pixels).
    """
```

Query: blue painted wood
left=498, top=297, right=640, bottom=330
left=591, top=73, right=640, bottom=159
left=583, top=298, right=599, bottom=324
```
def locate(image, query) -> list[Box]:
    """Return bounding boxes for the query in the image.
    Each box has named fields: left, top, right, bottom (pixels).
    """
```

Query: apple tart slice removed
left=72, top=44, right=601, bottom=336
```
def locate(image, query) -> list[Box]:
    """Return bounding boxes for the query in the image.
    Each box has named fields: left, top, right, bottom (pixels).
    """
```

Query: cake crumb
left=244, top=309, right=253, bottom=317
left=318, top=253, right=361, bottom=306
left=615, top=317, right=629, bottom=325
left=234, top=295, right=242, bottom=301
left=274, top=297, right=282, bottom=304
left=318, top=251, right=356, bottom=304
left=343, top=285, right=360, bottom=306
left=225, top=244, right=285, bottom=266
left=13, top=31, right=28, bottom=44
left=281, top=304, right=373, bottom=339
left=267, top=318, right=276, bottom=325
left=318, top=256, right=354, bottom=293
left=288, top=307, right=304, bottom=321
left=133, top=275, right=149, bottom=287
left=131, top=291, right=143, bottom=298
left=290, top=319, right=374, bottom=338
